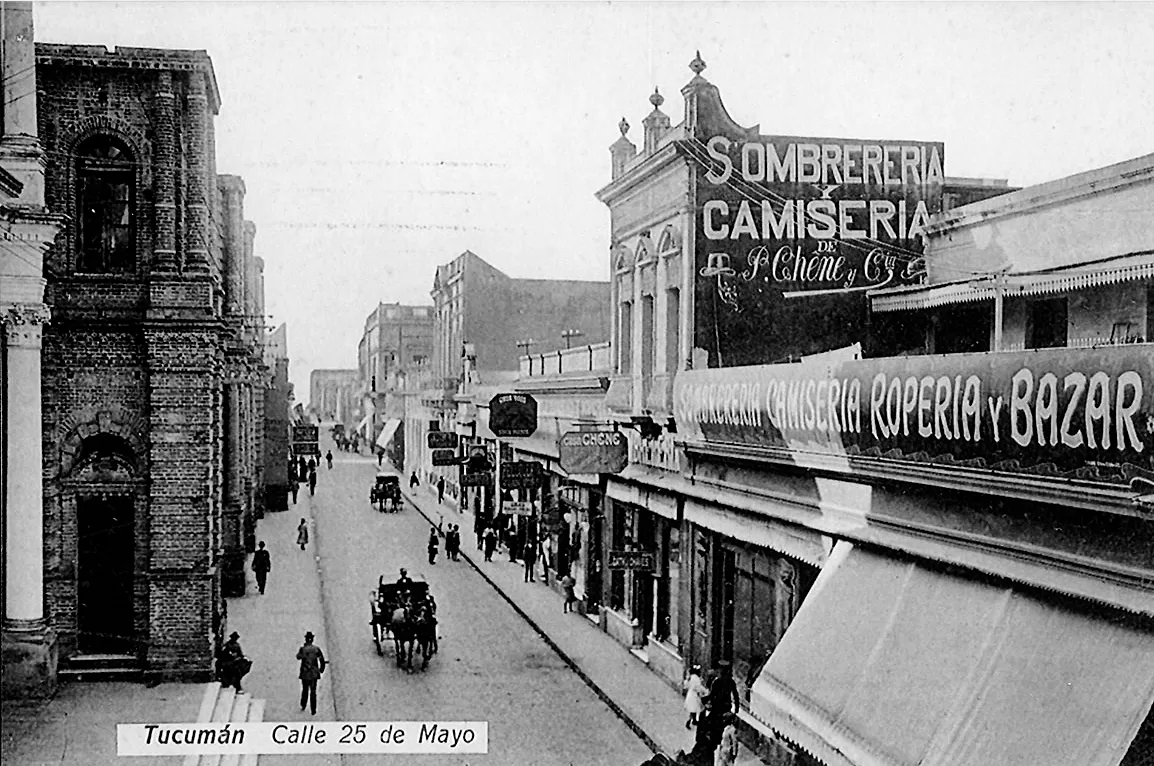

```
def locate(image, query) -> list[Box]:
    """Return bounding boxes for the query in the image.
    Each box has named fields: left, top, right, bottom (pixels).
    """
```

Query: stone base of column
left=222, top=552, right=247, bottom=597
left=1, top=620, right=59, bottom=699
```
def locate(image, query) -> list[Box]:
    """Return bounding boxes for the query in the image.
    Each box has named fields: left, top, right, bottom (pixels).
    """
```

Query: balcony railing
left=520, top=342, right=612, bottom=377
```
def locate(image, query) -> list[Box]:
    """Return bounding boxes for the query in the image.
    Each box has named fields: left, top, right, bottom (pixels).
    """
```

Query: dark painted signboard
left=673, top=345, right=1154, bottom=485
left=461, top=472, right=494, bottom=488
left=292, top=442, right=320, bottom=457
left=292, top=425, right=319, bottom=443
left=427, top=431, right=458, bottom=449
left=608, top=550, right=656, bottom=571
left=685, top=88, right=943, bottom=367
left=489, top=393, right=538, bottom=437
left=501, top=461, right=543, bottom=490
left=558, top=431, right=629, bottom=474
left=431, top=449, right=459, bottom=466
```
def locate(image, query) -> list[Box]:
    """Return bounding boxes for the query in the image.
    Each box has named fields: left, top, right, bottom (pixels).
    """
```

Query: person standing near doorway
left=252, top=541, right=272, bottom=595
left=296, top=631, right=326, bottom=715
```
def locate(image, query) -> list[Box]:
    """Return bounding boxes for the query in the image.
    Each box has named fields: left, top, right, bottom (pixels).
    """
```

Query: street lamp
left=515, top=339, right=533, bottom=355
left=562, top=328, right=584, bottom=349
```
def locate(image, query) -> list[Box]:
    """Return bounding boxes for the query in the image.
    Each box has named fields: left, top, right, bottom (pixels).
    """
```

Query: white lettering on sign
left=560, top=432, right=624, bottom=448
left=626, top=430, right=679, bottom=472
left=706, top=136, right=944, bottom=187
left=676, top=366, right=1147, bottom=454
left=702, top=198, right=932, bottom=243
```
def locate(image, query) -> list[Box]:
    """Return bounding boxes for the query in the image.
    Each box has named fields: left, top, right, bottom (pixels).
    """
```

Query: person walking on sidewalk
left=482, top=526, right=497, bottom=561
left=707, top=660, right=741, bottom=715
left=308, top=468, right=317, bottom=497
left=296, top=631, right=327, bottom=716
left=448, top=525, right=461, bottom=561
left=296, top=518, right=309, bottom=551
left=684, top=664, right=707, bottom=729
left=561, top=572, right=576, bottom=612
left=409, top=471, right=420, bottom=489
left=252, top=541, right=272, bottom=595
left=290, top=478, right=299, bottom=504
left=427, top=527, right=439, bottom=565
left=714, top=713, right=739, bottom=766
left=325, top=450, right=333, bottom=470
left=522, top=537, right=537, bottom=582
left=436, top=476, right=445, bottom=504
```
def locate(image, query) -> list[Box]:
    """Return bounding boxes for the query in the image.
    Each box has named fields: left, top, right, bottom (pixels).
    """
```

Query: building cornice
left=595, top=141, right=685, bottom=206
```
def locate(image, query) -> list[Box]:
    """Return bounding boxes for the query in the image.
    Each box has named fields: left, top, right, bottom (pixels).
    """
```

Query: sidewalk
left=399, top=480, right=764, bottom=766
left=226, top=485, right=339, bottom=766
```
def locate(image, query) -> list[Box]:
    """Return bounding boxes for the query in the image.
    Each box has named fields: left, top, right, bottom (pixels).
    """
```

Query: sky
left=34, top=1, right=1154, bottom=402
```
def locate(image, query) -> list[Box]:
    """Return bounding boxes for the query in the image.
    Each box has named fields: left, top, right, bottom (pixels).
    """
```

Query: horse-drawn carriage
left=369, top=574, right=437, bottom=670
left=370, top=473, right=402, bottom=512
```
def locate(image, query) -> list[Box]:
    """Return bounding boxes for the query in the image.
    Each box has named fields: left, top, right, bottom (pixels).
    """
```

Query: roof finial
left=649, top=87, right=664, bottom=109
left=689, top=50, right=706, bottom=76
left=619, top=117, right=630, bottom=136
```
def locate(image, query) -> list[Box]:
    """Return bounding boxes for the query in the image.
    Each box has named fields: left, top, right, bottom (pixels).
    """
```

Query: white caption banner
left=117, top=722, right=488, bottom=755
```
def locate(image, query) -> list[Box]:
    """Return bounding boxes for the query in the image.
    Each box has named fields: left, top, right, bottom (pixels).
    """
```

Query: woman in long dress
left=297, top=518, right=309, bottom=550
left=684, top=664, right=707, bottom=729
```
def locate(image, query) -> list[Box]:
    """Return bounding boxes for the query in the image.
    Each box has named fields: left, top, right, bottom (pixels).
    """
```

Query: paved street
left=231, top=439, right=653, bottom=766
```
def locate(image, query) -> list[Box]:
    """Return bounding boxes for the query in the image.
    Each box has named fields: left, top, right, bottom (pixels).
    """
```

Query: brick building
left=263, top=323, right=292, bottom=511
left=23, top=41, right=266, bottom=683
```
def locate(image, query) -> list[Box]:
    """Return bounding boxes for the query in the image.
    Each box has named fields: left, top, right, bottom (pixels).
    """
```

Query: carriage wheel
left=372, top=621, right=382, bottom=655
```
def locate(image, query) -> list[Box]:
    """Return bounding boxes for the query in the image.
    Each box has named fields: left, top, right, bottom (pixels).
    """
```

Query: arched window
left=76, top=136, right=135, bottom=273
left=614, top=245, right=632, bottom=273
left=657, top=226, right=680, bottom=257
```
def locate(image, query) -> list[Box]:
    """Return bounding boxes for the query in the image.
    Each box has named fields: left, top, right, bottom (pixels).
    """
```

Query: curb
left=400, top=484, right=668, bottom=760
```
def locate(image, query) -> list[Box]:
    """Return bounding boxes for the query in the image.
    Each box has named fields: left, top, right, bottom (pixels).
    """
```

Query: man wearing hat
left=706, top=660, right=740, bottom=716
left=296, top=631, right=327, bottom=715
left=219, top=631, right=248, bottom=692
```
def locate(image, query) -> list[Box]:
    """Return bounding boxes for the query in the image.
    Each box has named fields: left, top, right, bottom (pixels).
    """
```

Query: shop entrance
left=77, top=495, right=135, bottom=654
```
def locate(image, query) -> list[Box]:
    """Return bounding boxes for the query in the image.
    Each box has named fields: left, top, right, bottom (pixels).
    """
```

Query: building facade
left=589, top=54, right=1153, bottom=765
left=263, top=323, right=292, bottom=511
left=22, top=41, right=266, bottom=683
left=309, top=368, right=358, bottom=425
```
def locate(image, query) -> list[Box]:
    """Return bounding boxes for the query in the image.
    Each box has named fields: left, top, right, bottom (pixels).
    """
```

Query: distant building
left=355, top=302, right=434, bottom=457
left=309, top=368, right=359, bottom=424
left=430, top=250, right=610, bottom=383
left=263, top=324, right=292, bottom=511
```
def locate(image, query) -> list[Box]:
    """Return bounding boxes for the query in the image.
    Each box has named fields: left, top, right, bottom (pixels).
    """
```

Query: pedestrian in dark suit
left=437, top=476, right=445, bottom=504
left=252, top=541, right=272, bottom=594
left=297, top=631, right=326, bottom=715
left=523, top=539, right=537, bottom=582
left=290, top=478, right=299, bottom=504
left=427, top=527, right=439, bottom=565
left=308, top=469, right=317, bottom=497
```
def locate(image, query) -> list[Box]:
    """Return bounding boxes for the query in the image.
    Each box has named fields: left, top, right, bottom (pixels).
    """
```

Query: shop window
left=610, top=503, right=631, bottom=611
left=656, top=524, right=681, bottom=647
left=1026, top=297, right=1068, bottom=349
left=694, top=530, right=709, bottom=635
left=76, top=136, right=135, bottom=273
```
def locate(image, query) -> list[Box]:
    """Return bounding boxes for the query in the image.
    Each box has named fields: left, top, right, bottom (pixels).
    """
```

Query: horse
left=389, top=604, right=420, bottom=670
left=412, top=604, right=438, bottom=670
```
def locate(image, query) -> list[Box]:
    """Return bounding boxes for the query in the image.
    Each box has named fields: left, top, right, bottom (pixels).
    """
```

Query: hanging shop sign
left=673, top=345, right=1154, bottom=486
left=689, top=108, right=944, bottom=367
left=292, top=425, right=319, bottom=443
left=489, top=393, right=538, bottom=437
left=559, top=431, right=629, bottom=474
left=608, top=550, right=656, bottom=571
left=427, top=431, right=458, bottom=449
left=431, top=449, right=459, bottom=466
left=500, top=461, right=543, bottom=490
left=291, top=442, right=320, bottom=457
left=461, top=472, right=494, bottom=488
left=505, top=501, right=535, bottom=516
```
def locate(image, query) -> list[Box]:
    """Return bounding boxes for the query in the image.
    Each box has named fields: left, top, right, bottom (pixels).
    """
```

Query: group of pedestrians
left=427, top=524, right=463, bottom=564
left=681, top=662, right=741, bottom=766
left=290, top=455, right=320, bottom=503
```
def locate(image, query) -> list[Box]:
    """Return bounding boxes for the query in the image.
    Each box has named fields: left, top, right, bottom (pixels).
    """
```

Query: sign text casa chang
left=673, top=346, right=1154, bottom=485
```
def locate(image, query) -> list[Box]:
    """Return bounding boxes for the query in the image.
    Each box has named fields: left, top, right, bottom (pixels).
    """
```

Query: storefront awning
left=607, top=479, right=678, bottom=520
left=684, top=498, right=828, bottom=568
left=375, top=418, right=401, bottom=449
left=749, top=542, right=1154, bottom=766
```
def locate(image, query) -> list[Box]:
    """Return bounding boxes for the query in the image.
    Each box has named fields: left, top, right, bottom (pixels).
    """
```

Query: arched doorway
left=68, top=433, right=140, bottom=655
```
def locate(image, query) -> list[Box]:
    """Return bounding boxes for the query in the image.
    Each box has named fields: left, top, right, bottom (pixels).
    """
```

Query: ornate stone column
left=1, top=304, right=58, bottom=697
left=222, top=377, right=245, bottom=595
